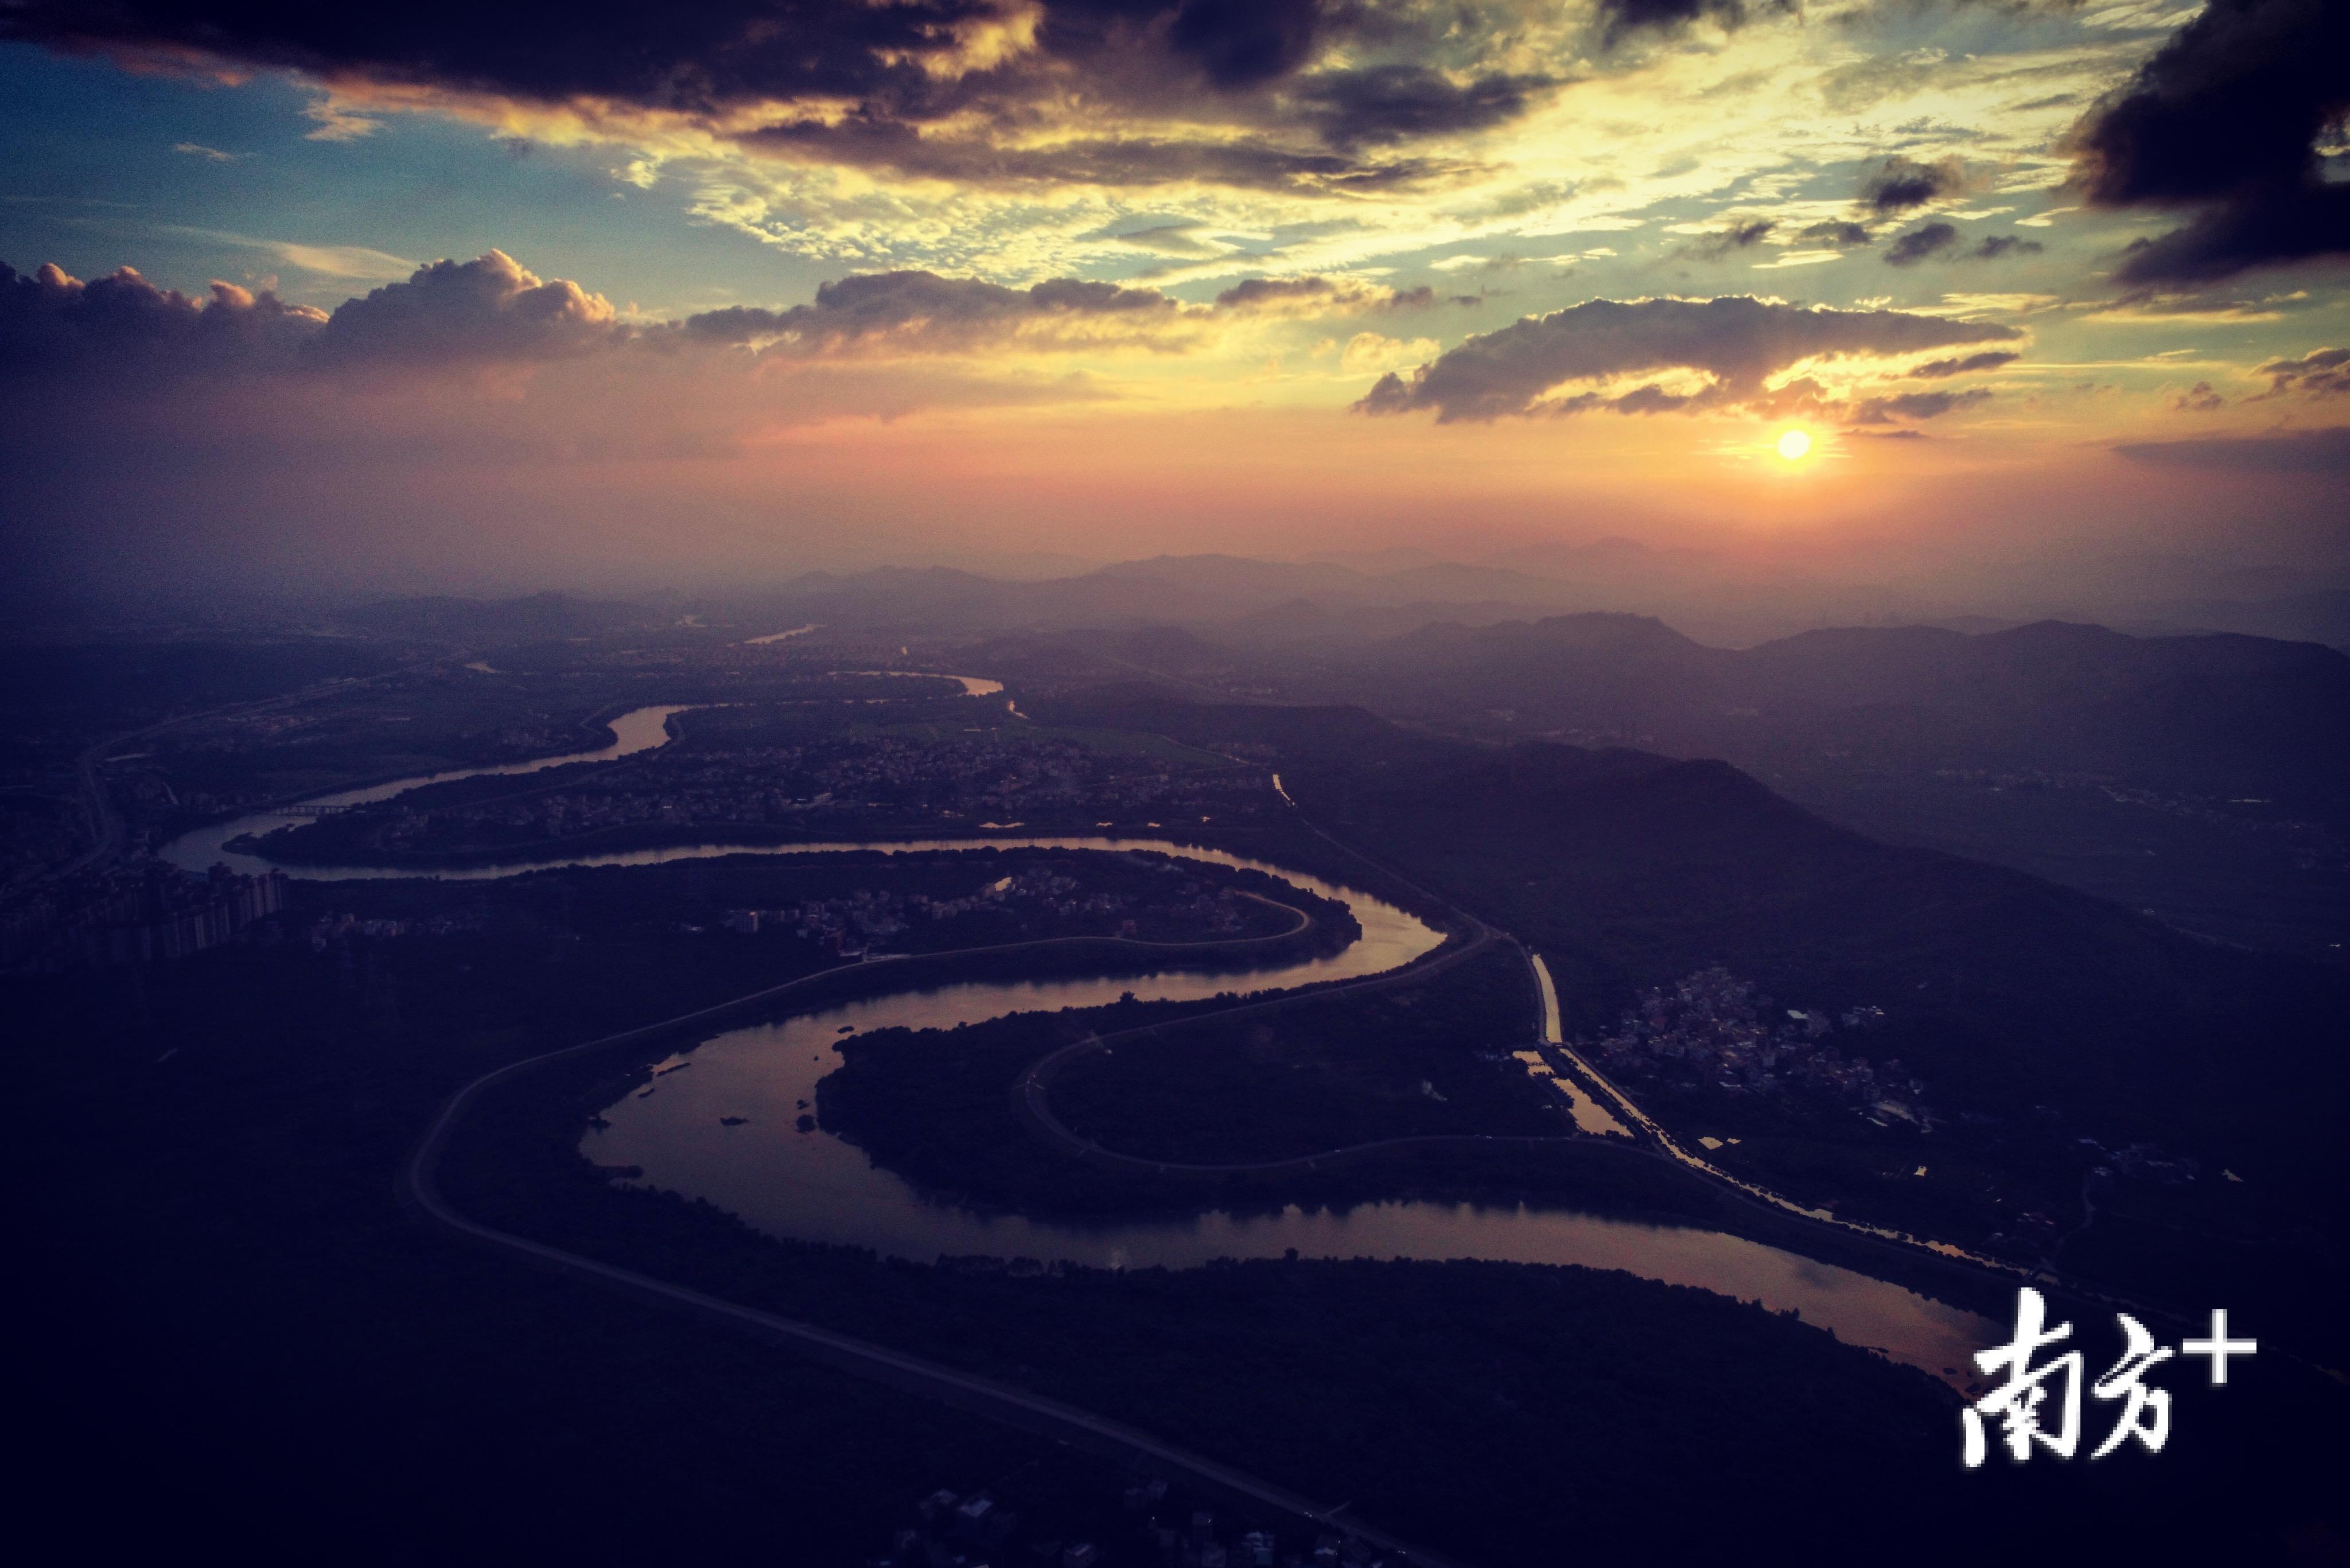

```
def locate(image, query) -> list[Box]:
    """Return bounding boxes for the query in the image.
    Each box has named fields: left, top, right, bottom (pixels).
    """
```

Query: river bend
left=162, top=703, right=1995, bottom=1380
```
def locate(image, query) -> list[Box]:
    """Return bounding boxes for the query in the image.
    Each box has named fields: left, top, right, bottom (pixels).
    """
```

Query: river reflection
left=159, top=701, right=1994, bottom=1383
left=162, top=704, right=696, bottom=878
left=593, top=980, right=1992, bottom=1383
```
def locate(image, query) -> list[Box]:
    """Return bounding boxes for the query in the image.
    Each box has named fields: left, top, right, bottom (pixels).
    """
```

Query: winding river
left=162, top=705, right=695, bottom=878
left=163, top=702, right=1996, bottom=1382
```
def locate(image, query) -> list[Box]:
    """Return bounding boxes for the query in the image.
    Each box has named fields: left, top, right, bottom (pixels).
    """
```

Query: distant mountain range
left=723, top=556, right=1598, bottom=637
left=1286, top=613, right=2350, bottom=825
left=343, top=563, right=2350, bottom=824
left=731, top=549, right=2350, bottom=650
left=343, top=550, right=2350, bottom=654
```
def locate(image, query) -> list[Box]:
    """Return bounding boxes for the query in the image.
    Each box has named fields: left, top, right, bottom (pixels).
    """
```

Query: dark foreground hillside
left=10, top=917, right=2346, bottom=1566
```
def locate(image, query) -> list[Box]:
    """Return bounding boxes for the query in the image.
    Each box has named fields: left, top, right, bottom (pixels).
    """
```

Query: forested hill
left=1040, top=690, right=2350, bottom=1202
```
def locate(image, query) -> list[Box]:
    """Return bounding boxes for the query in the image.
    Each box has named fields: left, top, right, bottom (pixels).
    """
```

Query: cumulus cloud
left=0, top=260, right=325, bottom=378
left=312, top=251, right=623, bottom=364
left=2, top=251, right=639, bottom=377
left=5, top=250, right=1425, bottom=386
left=1858, top=154, right=1968, bottom=215
left=2067, top=0, right=2350, bottom=283
left=1352, top=295, right=2019, bottom=422
left=2255, top=346, right=2350, bottom=398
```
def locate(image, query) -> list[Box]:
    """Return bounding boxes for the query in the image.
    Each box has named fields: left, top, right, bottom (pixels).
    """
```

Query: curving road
left=1012, top=927, right=1583, bottom=1177
left=403, top=923, right=1471, bottom=1567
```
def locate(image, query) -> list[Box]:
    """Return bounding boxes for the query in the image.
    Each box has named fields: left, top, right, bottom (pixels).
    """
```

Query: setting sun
left=1776, top=429, right=1813, bottom=462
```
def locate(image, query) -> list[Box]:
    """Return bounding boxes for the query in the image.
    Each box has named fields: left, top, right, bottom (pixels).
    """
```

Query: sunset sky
left=2, top=1, right=2344, bottom=608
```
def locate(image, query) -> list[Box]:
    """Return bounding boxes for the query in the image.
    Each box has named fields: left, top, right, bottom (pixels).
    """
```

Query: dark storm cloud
left=1909, top=350, right=2018, bottom=379
left=1166, top=0, right=1320, bottom=88
left=1352, top=295, right=2019, bottom=422
left=1971, top=234, right=2042, bottom=260
left=2255, top=347, right=2350, bottom=398
left=2067, top=0, right=2350, bottom=283
left=2114, top=426, right=2350, bottom=472
left=1857, top=154, right=1967, bottom=215
left=0, top=1, right=1557, bottom=192
left=1884, top=221, right=1959, bottom=266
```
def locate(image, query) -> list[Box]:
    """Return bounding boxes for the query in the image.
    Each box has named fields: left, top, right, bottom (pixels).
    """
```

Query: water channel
left=162, top=702, right=1997, bottom=1381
